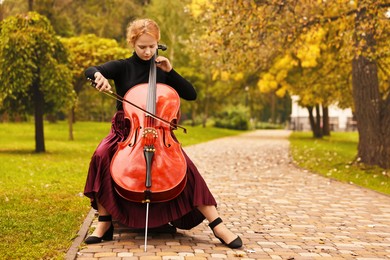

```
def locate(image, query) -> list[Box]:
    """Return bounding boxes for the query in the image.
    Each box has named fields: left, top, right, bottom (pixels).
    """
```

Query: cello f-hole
left=160, top=127, right=172, bottom=148
left=128, top=127, right=140, bottom=147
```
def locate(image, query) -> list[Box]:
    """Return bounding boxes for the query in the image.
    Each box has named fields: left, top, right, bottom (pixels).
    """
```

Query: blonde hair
left=126, top=19, right=160, bottom=47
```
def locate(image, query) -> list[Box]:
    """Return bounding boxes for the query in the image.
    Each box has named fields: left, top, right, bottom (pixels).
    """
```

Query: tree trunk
left=352, top=4, right=390, bottom=169
left=28, top=0, right=33, bottom=11
left=33, top=81, right=45, bottom=152
left=202, top=93, right=209, bottom=128
left=314, top=104, right=323, bottom=138
left=0, top=3, right=4, bottom=21
left=270, top=92, right=276, bottom=124
left=68, top=109, right=74, bottom=141
left=202, top=77, right=211, bottom=128
left=307, top=105, right=322, bottom=138
left=190, top=103, right=197, bottom=127
left=322, top=106, right=330, bottom=136
left=169, top=34, right=175, bottom=66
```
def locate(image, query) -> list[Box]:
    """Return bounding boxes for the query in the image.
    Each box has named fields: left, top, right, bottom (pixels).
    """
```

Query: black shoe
left=85, top=215, right=114, bottom=244
left=208, top=217, right=242, bottom=249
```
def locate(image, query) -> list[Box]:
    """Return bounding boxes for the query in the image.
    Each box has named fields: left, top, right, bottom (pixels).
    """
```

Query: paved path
left=68, top=130, right=390, bottom=260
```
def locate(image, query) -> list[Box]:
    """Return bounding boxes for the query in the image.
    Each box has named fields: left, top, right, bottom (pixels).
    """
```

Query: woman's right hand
left=94, top=72, right=112, bottom=92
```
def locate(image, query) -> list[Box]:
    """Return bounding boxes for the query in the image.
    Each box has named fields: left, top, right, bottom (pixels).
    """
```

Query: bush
left=255, top=121, right=285, bottom=129
left=214, top=105, right=250, bottom=130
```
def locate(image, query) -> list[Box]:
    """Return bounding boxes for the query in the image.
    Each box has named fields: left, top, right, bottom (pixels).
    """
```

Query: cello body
left=110, top=82, right=187, bottom=203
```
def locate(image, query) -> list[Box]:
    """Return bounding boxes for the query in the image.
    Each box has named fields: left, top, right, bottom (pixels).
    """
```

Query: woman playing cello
left=83, top=18, right=242, bottom=249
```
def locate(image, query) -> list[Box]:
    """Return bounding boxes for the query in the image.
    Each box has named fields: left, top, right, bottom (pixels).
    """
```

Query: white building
left=289, top=96, right=356, bottom=131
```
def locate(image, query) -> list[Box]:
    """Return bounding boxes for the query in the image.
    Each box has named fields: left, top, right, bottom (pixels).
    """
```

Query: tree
left=63, top=0, right=141, bottom=40
left=60, top=34, right=131, bottom=139
left=351, top=1, right=390, bottom=168
left=258, top=26, right=353, bottom=137
left=0, top=12, right=74, bottom=152
left=145, top=0, right=192, bottom=66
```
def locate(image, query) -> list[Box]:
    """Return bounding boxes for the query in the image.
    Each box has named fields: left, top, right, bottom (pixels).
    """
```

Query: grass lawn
left=0, top=121, right=243, bottom=259
left=289, top=131, right=390, bottom=195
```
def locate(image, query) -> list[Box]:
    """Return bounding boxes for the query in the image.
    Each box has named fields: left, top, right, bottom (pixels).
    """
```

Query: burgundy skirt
left=84, top=111, right=216, bottom=229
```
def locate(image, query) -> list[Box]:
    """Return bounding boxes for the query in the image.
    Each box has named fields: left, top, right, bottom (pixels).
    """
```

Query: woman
left=84, top=18, right=242, bottom=249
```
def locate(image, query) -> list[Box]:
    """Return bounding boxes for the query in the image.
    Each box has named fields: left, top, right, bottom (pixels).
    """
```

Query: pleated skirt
left=84, top=111, right=217, bottom=229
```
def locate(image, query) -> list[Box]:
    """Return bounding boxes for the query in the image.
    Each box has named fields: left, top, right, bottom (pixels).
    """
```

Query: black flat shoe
left=209, top=217, right=242, bottom=249
left=85, top=215, right=114, bottom=244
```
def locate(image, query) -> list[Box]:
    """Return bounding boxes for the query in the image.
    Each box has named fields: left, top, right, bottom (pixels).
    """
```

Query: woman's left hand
left=155, top=56, right=172, bottom=72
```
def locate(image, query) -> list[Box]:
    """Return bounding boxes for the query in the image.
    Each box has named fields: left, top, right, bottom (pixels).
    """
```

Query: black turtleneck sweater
left=85, top=53, right=197, bottom=111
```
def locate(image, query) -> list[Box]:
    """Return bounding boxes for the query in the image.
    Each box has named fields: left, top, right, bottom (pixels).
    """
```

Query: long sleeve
left=166, top=69, right=197, bottom=101
left=85, top=66, right=98, bottom=80
left=85, top=60, right=124, bottom=81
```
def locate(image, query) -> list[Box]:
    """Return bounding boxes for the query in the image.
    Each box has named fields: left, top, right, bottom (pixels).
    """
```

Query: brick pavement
left=67, top=130, right=390, bottom=260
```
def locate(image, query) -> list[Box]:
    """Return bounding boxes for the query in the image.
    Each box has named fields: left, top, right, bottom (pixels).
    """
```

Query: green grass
left=289, top=131, right=390, bottom=195
left=174, top=124, right=244, bottom=146
left=0, top=121, right=243, bottom=260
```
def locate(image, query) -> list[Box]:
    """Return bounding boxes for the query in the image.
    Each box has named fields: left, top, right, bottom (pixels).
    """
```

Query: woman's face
left=134, top=33, right=158, bottom=61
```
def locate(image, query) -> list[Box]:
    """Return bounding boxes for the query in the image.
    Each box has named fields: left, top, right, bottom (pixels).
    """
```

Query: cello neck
left=146, top=52, right=157, bottom=115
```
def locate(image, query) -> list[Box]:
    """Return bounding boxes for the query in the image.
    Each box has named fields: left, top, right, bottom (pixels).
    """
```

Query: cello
left=109, top=46, right=187, bottom=204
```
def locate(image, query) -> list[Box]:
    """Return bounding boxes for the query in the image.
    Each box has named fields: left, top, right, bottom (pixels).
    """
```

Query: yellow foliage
left=298, top=45, right=321, bottom=67
left=233, top=72, right=244, bottom=81
left=275, top=69, right=289, bottom=82
left=272, top=55, right=294, bottom=71
left=258, top=54, right=295, bottom=96
left=189, top=0, right=213, bottom=18
left=258, top=73, right=276, bottom=92
left=258, top=28, right=325, bottom=96
left=212, top=70, right=219, bottom=81
left=211, top=70, right=232, bottom=81
left=257, top=79, right=267, bottom=93
left=296, top=27, right=325, bottom=68
left=221, top=71, right=230, bottom=81
left=275, top=86, right=287, bottom=97
left=269, top=80, right=278, bottom=89
left=280, top=80, right=291, bottom=90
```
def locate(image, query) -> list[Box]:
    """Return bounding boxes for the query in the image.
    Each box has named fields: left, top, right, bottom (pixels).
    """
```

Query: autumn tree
left=258, top=26, right=352, bottom=137
left=0, top=12, right=74, bottom=152
left=351, top=1, right=390, bottom=168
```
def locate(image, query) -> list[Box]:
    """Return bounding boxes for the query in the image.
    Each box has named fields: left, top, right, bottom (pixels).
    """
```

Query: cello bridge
left=142, top=127, right=158, bottom=139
